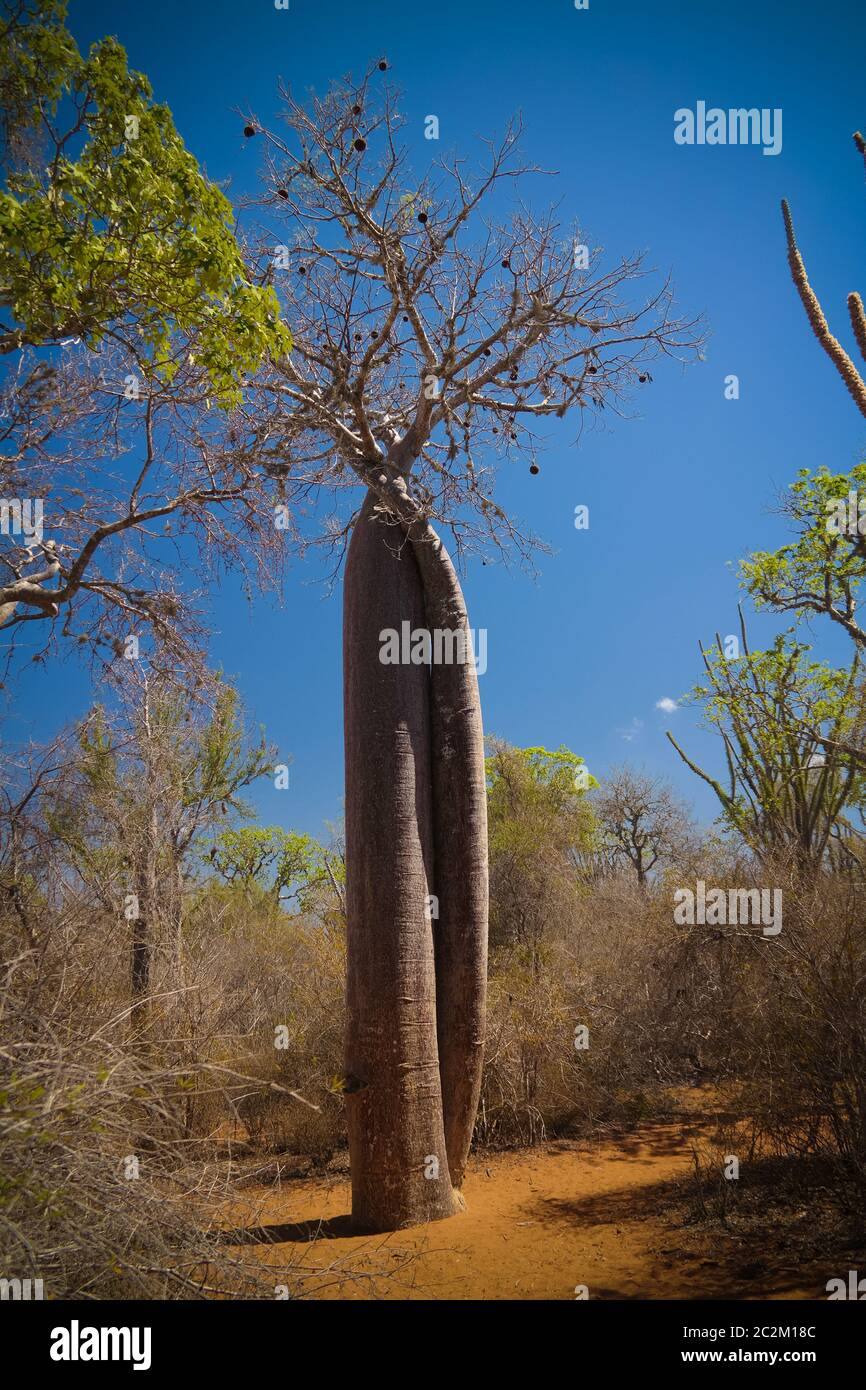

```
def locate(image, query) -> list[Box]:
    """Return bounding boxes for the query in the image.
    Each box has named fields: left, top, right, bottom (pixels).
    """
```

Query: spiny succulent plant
left=780, top=132, right=866, bottom=421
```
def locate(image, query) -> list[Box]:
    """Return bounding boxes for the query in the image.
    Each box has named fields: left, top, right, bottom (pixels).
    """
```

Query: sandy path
left=221, top=1111, right=820, bottom=1300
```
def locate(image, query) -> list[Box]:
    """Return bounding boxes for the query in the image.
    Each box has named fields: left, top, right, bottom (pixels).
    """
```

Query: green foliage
left=207, top=825, right=341, bottom=910
left=676, top=459, right=866, bottom=867
left=669, top=628, right=863, bottom=868
left=694, top=635, right=853, bottom=736
left=182, top=683, right=271, bottom=823
left=0, top=1, right=290, bottom=403
left=486, top=741, right=597, bottom=859
left=46, top=676, right=273, bottom=887
left=0, top=1, right=74, bottom=156
left=740, top=464, right=866, bottom=645
left=485, top=740, right=596, bottom=949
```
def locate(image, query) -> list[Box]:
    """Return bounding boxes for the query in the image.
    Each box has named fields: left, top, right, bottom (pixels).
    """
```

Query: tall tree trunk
left=343, top=490, right=489, bottom=1230
left=343, top=496, right=457, bottom=1231
left=130, top=907, right=150, bottom=1004
left=412, top=528, right=488, bottom=1190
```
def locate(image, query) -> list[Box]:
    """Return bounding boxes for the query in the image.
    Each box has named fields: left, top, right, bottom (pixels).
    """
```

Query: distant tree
left=594, top=766, right=692, bottom=885
left=486, top=739, right=596, bottom=958
left=47, top=667, right=272, bottom=1021
left=208, top=825, right=342, bottom=911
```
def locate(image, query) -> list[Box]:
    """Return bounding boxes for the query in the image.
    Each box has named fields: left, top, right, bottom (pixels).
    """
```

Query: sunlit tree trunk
left=343, top=494, right=489, bottom=1229
left=343, top=496, right=459, bottom=1231
left=412, top=528, right=488, bottom=1191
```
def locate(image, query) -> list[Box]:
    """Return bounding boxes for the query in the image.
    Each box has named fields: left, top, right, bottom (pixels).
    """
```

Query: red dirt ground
left=220, top=1097, right=829, bottom=1300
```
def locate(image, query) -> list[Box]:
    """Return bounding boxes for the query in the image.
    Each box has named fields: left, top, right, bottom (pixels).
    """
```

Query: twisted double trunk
left=343, top=491, right=488, bottom=1232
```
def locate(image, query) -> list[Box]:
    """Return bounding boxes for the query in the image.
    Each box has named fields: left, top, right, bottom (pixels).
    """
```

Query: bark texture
left=343, top=496, right=457, bottom=1231
left=413, top=530, right=488, bottom=1189
left=343, top=492, right=488, bottom=1230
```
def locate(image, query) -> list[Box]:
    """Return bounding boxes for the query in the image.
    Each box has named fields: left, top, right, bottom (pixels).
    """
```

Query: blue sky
left=5, top=0, right=866, bottom=843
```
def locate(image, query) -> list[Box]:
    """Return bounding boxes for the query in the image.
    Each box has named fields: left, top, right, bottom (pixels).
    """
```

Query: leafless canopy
left=0, top=337, right=293, bottom=673
left=1, top=60, right=703, bottom=670
left=242, top=61, right=704, bottom=567
left=595, top=765, right=694, bottom=884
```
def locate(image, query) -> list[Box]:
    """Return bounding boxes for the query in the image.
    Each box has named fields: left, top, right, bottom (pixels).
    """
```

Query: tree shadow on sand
left=530, top=1161, right=851, bottom=1300
left=218, top=1214, right=355, bottom=1246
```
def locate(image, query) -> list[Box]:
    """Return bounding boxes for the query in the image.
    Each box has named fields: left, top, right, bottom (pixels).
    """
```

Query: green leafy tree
left=47, top=668, right=273, bottom=1014
left=741, top=464, right=866, bottom=650
left=208, top=825, right=342, bottom=911
left=0, top=0, right=289, bottom=395
left=486, top=740, right=596, bottom=955
left=667, top=620, right=863, bottom=874
left=0, top=2, right=291, bottom=655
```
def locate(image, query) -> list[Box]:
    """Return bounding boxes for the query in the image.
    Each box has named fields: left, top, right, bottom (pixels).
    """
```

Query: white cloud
left=617, top=716, right=644, bottom=742
left=655, top=697, right=678, bottom=714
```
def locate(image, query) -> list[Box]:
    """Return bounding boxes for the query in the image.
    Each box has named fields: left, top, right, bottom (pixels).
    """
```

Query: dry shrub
left=478, top=840, right=866, bottom=1201
left=478, top=876, right=691, bottom=1145
left=728, top=870, right=866, bottom=1196
left=0, top=911, right=269, bottom=1298
left=178, top=888, right=347, bottom=1159
left=4, top=766, right=863, bottom=1304
left=0, top=868, right=347, bottom=1297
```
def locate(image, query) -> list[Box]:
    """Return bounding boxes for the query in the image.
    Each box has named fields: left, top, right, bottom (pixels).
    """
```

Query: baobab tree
left=244, top=63, right=702, bottom=1231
